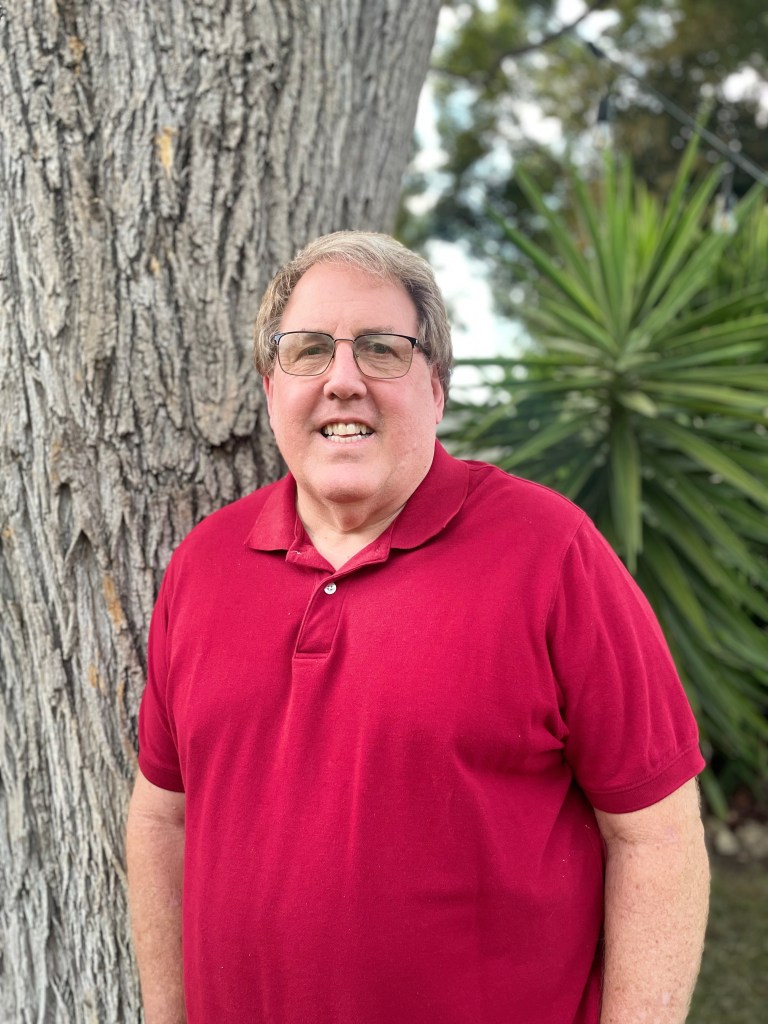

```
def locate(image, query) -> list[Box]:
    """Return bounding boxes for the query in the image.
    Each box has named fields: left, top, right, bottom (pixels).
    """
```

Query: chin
left=307, top=468, right=384, bottom=505
left=317, top=483, right=376, bottom=506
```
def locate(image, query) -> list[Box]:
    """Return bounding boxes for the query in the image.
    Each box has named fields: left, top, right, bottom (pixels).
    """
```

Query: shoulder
left=461, top=456, right=588, bottom=543
left=168, top=477, right=285, bottom=569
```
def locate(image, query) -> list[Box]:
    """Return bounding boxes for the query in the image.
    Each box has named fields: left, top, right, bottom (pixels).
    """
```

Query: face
left=263, top=262, right=445, bottom=529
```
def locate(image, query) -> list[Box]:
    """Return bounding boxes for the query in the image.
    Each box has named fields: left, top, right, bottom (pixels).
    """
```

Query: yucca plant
left=442, top=146, right=768, bottom=810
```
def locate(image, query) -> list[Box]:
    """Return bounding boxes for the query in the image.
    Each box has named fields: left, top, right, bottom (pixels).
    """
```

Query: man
left=127, top=231, right=709, bottom=1024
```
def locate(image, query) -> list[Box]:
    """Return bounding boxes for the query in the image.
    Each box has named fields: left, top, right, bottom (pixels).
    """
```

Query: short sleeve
left=547, top=518, right=705, bottom=813
left=137, top=564, right=185, bottom=792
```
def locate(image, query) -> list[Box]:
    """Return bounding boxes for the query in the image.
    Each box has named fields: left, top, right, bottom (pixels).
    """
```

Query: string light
left=712, top=164, right=738, bottom=235
left=594, top=92, right=613, bottom=149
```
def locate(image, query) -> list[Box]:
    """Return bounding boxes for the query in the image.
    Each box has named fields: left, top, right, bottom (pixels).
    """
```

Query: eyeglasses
left=272, top=331, right=423, bottom=379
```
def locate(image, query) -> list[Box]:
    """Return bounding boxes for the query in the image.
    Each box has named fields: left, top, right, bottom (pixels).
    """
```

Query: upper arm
left=594, top=778, right=704, bottom=848
left=128, top=769, right=186, bottom=830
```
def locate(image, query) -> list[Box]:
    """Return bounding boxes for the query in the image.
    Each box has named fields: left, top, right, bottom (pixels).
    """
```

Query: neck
left=296, top=496, right=405, bottom=571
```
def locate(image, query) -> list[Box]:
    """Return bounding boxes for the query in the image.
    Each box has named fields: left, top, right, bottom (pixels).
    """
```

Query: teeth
left=321, top=422, right=373, bottom=437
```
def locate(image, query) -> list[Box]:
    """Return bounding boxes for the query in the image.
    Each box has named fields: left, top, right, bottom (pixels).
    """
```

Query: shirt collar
left=390, top=441, right=469, bottom=549
left=245, top=440, right=469, bottom=556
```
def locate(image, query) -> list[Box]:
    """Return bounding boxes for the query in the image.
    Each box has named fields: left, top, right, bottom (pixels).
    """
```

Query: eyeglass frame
left=271, top=331, right=426, bottom=379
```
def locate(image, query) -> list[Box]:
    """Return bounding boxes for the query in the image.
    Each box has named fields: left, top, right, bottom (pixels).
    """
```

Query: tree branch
left=503, top=0, right=609, bottom=59
left=431, top=0, right=609, bottom=81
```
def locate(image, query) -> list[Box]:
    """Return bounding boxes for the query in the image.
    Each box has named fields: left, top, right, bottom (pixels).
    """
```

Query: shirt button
left=324, top=582, right=337, bottom=595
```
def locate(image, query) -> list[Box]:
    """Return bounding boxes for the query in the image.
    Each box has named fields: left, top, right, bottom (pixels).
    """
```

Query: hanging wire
left=583, top=40, right=768, bottom=188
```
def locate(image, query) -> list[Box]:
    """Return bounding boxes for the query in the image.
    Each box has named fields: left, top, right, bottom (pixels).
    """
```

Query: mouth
left=320, top=422, right=374, bottom=443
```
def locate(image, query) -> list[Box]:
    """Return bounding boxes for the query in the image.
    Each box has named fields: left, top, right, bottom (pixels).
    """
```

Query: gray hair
left=253, top=231, right=453, bottom=397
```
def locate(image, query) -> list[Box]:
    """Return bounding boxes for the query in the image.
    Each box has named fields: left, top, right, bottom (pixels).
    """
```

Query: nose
left=322, top=339, right=368, bottom=400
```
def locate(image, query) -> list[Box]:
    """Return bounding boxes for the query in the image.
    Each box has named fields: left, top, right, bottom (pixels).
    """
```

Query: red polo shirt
left=138, top=442, right=704, bottom=1023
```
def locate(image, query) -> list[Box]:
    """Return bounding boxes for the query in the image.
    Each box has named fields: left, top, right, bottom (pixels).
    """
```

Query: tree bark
left=0, top=1, right=441, bottom=1019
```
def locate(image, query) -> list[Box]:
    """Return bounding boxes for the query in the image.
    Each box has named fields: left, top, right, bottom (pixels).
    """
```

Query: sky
left=413, top=1, right=618, bottom=391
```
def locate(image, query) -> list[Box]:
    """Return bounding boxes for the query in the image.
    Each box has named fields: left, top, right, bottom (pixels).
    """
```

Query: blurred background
left=398, top=3, right=768, bottom=1019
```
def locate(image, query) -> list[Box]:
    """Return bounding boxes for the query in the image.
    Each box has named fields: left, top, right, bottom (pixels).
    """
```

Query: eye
left=351, top=335, right=415, bottom=378
left=356, top=335, right=412, bottom=363
left=286, top=333, right=333, bottom=359
left=297, top=343, right=327, bottom=358
left=357, top=335, right=399, bottom=356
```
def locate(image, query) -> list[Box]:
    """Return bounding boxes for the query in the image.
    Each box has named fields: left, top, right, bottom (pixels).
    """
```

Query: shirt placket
left=294, top=575, right=347, bottom=657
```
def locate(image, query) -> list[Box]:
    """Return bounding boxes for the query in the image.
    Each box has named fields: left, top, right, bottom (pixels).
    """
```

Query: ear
left=262, top=374, right=274, bottom=422
left=430, top=367, right=445, bottom=425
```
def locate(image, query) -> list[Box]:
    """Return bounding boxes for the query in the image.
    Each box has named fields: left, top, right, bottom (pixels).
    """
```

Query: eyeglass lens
left=277, top=333, right=415, bottom=378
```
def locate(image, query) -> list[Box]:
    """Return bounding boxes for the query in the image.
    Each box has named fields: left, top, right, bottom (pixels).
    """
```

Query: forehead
left=280, top=263, right=418, bottom=331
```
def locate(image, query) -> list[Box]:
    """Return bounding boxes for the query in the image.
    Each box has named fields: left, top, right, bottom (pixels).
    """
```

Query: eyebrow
left=295, top=325, right=408, bottom=336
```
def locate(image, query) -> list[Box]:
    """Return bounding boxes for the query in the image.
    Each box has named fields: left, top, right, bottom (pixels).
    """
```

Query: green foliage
left=442, top=148, right=768, bottom=798
left=405, top=0, right=768, bottom=313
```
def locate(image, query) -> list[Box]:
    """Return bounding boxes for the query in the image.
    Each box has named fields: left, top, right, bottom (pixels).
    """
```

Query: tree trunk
left=0, top=2, right=441, bottom=1018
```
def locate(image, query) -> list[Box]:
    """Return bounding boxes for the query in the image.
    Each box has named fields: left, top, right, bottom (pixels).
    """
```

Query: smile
left=320, top=422, right=374, bottom=442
